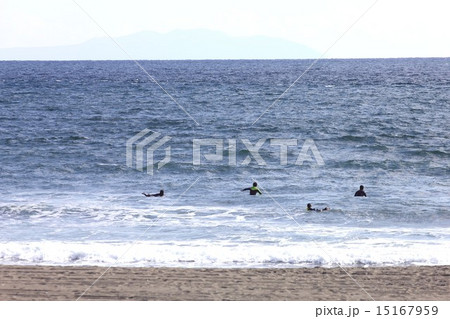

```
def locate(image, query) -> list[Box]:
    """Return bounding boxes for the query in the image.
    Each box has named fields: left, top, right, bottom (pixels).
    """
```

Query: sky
left=1, top=0, right=449, bottom=58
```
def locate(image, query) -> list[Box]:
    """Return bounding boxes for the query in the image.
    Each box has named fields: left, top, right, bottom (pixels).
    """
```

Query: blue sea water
left=0, top=59, right=449, bottom=267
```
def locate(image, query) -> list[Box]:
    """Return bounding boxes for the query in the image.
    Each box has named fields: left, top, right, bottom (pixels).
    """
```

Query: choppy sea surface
left=0, top=59, right=449, bottom=268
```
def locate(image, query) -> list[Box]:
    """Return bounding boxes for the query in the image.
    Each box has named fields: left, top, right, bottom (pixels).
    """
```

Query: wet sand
left=0, top=265, right=448, bottom=301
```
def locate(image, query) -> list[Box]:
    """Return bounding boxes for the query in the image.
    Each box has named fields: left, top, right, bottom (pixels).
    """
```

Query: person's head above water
left=360, top=185, right=364, bottom=190
left=253, top=182, right=258, bottom=187
left=307, top=203, right=312, bottom=209
left=159, top=190, right=164, bottom=196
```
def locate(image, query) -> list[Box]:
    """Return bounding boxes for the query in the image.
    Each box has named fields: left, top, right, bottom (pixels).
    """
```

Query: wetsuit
left=143, top=190, right=164, bottom=197
left=242, top=186, right=262, bottom=195
left=354, top=190, right=367, bottom=197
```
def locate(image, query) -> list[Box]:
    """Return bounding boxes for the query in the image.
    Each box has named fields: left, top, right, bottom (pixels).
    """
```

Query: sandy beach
left=0, top=265, right=448, bottom=301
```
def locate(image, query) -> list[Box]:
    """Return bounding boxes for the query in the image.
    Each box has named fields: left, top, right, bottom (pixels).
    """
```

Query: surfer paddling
left=142, top=190, right=164, bottom=197
left=307, top=203, right=329, bottom=212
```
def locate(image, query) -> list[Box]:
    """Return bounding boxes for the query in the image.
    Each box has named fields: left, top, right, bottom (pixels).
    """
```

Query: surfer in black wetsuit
left=307, top=203, right=329, bottom=212
left=241, top=182, right=262, bottom=195
left=354, top=185, right=367, bottom=197
left=143, top=190, right=164, bottom=197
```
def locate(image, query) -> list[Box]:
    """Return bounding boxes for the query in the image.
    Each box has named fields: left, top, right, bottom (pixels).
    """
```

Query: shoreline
left=0, top=265, right=448, bottom=301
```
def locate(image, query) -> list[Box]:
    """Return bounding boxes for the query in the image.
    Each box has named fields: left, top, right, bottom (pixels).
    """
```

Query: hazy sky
left=1, top=0, right=449, bottom=58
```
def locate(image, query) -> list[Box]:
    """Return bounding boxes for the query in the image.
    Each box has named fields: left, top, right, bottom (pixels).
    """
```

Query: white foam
left=1, top=239, right=449, bottom=268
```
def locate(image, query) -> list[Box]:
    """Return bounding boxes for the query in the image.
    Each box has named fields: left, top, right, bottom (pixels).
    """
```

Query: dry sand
left=0, top=265, right=448, bottom=301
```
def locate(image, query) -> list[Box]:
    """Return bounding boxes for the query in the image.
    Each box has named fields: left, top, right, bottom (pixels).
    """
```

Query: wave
left=403, top=149, right=449, bottom=157
left=336, top=135, right=377, bottom=143
left=0, top=239, right=448, bottom=268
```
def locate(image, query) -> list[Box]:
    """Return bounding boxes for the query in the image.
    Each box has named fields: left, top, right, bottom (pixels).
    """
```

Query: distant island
left=0, top=29, right=319, bottom=60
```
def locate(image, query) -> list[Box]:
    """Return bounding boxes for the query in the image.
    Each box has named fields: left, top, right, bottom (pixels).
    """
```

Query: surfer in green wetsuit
left=241, top=182, right=262, bottom=195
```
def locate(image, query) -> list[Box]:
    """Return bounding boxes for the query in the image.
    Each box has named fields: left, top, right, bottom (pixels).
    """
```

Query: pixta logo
left=193, top=138, right=324, bottom=166
left=126, top=129, right=325, bottom=174
left=126, top=129, right=171, bottom=175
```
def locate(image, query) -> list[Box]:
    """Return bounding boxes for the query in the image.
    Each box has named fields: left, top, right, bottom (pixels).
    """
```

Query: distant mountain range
left=0, top=29, right=318, bottom=60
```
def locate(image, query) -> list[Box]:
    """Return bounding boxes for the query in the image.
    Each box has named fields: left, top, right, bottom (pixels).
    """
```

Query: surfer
left=307, top=203, right=329, bottom=212
left=241, top=182, right=262, bottom=195
left=142, top=190, right=164, bottom=197
left=354, top=185, right=367, bottom=197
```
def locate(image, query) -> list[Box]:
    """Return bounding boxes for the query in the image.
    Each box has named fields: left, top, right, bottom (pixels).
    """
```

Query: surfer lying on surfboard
left=307, top=203, right=329, bottom=212
left=142, top=190, right=164, bottom=197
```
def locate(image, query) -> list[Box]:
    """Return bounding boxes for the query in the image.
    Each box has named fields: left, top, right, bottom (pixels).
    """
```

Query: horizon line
left=1, top=56, right=449, bottom=62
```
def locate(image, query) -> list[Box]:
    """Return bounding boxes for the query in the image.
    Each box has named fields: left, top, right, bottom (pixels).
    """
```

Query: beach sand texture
left=0, top=265, right=448, bottom=301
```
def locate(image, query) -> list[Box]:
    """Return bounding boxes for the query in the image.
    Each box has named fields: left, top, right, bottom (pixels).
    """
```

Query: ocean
left=0, top=59, right=449, bottom=268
